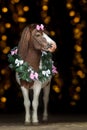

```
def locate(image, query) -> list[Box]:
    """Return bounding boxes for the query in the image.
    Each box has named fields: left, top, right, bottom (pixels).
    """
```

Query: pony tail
left=18, top=26, right=30, bottom=60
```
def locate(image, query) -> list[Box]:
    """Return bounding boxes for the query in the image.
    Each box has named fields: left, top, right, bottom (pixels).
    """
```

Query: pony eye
left=36, top=32, right=41, bottom=37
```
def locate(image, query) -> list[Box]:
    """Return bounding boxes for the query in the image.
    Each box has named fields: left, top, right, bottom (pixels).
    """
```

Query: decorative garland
left=8, top=47, right=58, bottom=82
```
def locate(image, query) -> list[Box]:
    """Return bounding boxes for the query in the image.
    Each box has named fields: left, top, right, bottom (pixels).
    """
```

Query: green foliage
left=8, top=47, right=53, bottom=82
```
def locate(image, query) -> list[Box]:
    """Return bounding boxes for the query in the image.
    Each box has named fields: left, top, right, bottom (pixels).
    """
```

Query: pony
left=8, top=23, right=57, bottom=124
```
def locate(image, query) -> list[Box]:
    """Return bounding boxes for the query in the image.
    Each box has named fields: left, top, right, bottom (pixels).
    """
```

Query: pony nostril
left=46, top=44, right=52, bottom=49
left=48, top=44, right=52, bottom=48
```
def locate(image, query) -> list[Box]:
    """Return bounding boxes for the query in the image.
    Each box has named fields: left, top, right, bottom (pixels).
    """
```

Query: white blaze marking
left=43, top=33, right=56, bottom=44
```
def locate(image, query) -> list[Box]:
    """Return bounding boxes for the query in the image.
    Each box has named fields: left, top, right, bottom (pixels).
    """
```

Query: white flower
left=15, top=59, right=23, bottom=66
left=42, top=69, right=51, bottom=77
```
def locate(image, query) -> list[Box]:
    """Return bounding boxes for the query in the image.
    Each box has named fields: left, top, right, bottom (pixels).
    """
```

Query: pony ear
left=18, top=26, right=30, bottom=59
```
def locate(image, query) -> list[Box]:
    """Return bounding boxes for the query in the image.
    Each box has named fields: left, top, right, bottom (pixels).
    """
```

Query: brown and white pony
left=16, top=24, right=57, bottom=124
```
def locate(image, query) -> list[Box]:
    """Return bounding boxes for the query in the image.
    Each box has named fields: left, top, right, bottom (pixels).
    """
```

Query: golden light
left=18, top=17, right=26, bottom=22
left=14, top=0, right=20, bottom=3
left=69, top=10, right=75, bottom=17
left=23, top=6, right=29, bottom=12
left=66, top=0, right=86, bottom=104
left=50, top=31, right=55, bottom=36
left=77, top=70, right=83, bottom=76
left=72, top=79, right=78, bottom=85
left=53, top=85, right=61, bottom=93
left=0, top=89, right=4, bottom=95
left=18, top=9, right=24, bottom=15
left=1, top=69, right=6, bottom=75
left=77, top=70, right=85, bottom=78
left=78, top=58, right=84, bottom=64
left=74, top=45, right=82, bottom=52
left=4, top=84, right=11, bottom=90
left=81, top=0, right=87, bottom=3
left=73, top=16, right=80, bottom=23
left=5, top=23, right=11, bottom=28
left=66, top=3, right=72, bottom=9
left=1, top=97, right=7, bottom=103
left=2, top=7, right=8, bottom=13
left=43, top=0, right=48, bottom=2
left=11, top=0, right=20, bottom=3
left=80, top=73, right=85, bottom=78
left=10, top=0, right=15, bottom=4
left=2, top=46, right=10, bottom=54
left=1, top=35, right=7, bottom=41
left=75, top=86, right=81, bottom=92
left=42, top=5, right=48, bottom=11
left=73, top=28, right=80, bottom=34
left=74, top=32, right=83, bottom=39
left=75, top=53, right=81, bottom=59
left=73, top=94, right=80, bottom=100
left=44, top=16, right=51, bottom=24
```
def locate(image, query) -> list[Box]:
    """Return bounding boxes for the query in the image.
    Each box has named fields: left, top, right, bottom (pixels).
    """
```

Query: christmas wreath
left=8, top=47, right=58, bottom=82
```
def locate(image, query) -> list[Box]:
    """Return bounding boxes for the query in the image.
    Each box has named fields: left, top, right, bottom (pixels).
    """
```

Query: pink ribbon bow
left=11, top=49, right=18, bottom=55
left=52, top=65, right=58, bottom=74
left=36, top=24, right=44, bottom=31
left=30, top=72, right=38, bottom=80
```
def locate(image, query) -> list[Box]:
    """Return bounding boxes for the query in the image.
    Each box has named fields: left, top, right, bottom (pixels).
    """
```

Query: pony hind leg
left=42, top=81, right=51, bottom=121
left=21, top=86, right=31, bottom=124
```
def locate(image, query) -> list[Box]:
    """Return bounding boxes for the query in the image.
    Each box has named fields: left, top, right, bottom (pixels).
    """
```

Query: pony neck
left=25, top=47, right=42, bottom=72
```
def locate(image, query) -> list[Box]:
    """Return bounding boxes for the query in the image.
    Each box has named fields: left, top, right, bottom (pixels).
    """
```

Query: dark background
left=0, top=0, right=87, bottom=114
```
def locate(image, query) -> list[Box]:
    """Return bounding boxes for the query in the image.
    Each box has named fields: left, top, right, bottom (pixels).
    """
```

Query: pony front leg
left=21, top=86, right=31, bottom=124
left=32, top=81, right=42, bottom=123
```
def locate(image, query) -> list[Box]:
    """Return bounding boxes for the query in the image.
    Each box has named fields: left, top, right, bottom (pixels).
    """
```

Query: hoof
left=32, top=119, right=39, bottom=125
left=32, top=122, right=40, bottom=126
left=24, top=121, right=31, bottom=126
left=42, top=116, right=48, bottom=121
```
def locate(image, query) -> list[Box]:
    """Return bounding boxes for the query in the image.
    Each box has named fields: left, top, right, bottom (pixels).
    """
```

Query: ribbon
left=30, top=72, right=38, bottom=80
left=42, top=69, right=51, bottom=77
left=15, top=59, right=24, bottom=66
left=11, top=49, right=18, bottom=55
left=36, top=24, right=44, bottom=31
